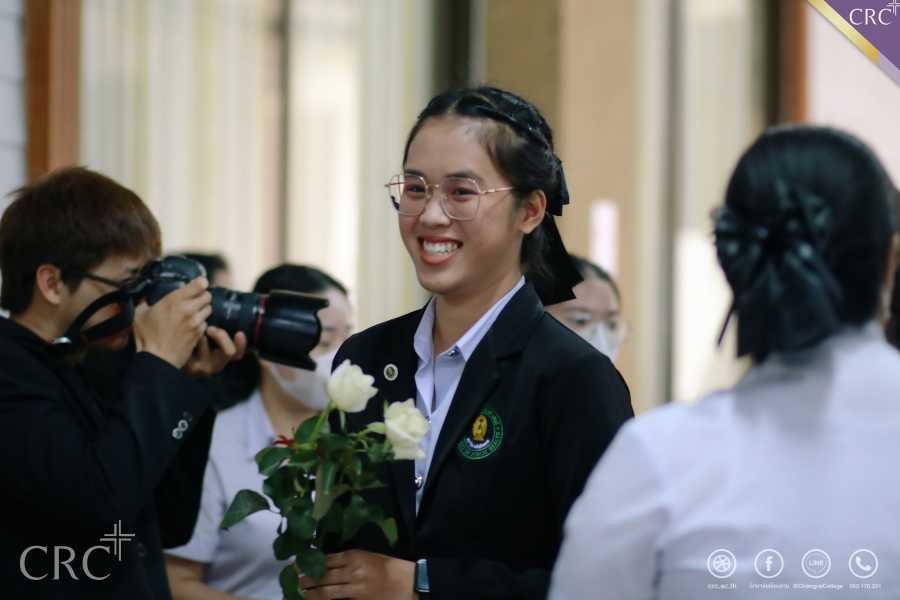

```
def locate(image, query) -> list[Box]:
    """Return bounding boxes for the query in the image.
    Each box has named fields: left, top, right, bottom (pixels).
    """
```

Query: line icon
left=801, top=549, right=831, bottom=579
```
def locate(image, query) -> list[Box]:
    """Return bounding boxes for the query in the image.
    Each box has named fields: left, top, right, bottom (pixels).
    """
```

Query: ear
left=517, top=190, right=547, bottom=235
left=34, top=264, right=69, bottom=306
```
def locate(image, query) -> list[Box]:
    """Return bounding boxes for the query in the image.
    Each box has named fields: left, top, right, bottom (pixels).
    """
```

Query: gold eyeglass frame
left=385, top=174, right=515, bottom=221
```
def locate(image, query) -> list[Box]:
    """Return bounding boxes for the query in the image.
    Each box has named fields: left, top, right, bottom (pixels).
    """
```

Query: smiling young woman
left=299, top=87, right=634, bottom=600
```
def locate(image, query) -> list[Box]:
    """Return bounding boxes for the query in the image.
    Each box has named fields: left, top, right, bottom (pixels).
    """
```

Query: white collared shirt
left=550, top=322, right=900, bottom=599
left=412, top=276, right=525, bottom=513
left=166, top=391, right=287, bottom=600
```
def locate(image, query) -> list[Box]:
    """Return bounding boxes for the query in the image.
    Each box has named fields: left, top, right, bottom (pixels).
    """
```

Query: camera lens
left=208, top=288, right=325, bottom=370
left=140, top=256, right=324, bottom=368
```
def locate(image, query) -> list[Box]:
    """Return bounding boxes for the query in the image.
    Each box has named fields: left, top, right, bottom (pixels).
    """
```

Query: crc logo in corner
left=809, top=0, right=900, bottom=86
left=848, top=0, right=899, bottom=25
left=19, top=520, right=135, bottom=582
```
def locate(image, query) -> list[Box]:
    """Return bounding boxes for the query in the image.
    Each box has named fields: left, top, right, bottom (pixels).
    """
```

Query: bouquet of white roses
left=220, top=360, right=429, bottom=600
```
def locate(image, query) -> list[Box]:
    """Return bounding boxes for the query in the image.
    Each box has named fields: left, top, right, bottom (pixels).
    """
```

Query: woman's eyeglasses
left=385, top=174, right=514, bottom=221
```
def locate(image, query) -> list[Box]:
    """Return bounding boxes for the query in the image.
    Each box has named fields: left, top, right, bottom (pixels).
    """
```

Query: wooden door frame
left=25, top=0, right=81, bottom=181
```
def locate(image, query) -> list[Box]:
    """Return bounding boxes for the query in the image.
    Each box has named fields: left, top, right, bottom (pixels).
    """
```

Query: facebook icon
left=754, top=549, right=784, bottom=579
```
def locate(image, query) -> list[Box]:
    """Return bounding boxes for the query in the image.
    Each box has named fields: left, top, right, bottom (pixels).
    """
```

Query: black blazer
left=0, top=316, right=216, bottom=600
left=328, top=282, right=633, bottom=599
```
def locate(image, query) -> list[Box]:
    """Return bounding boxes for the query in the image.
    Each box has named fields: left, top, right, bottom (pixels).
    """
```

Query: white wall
left=0, top=0, right=24, bottom=203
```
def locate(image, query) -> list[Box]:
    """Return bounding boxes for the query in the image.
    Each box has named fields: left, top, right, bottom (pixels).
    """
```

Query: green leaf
left=279, top=563, right=304, bottom=600
left=378, top=517, right=399, bottom=546
left=312, top=461, right=338, bottom=519
left=297, top=547, right=327, bottom=580
left=341, top=495, right=370, bottom=542
left=273, top=532, right=297, bottom=560
left=349, top=457, right=363, bottom=480
left=294, top=415, right=320, bottom=443
left=287, top=509, right=317, bottom=542
left=319, top=502, right=344, bottom=536
left=264, top=468, right=294, bottom=511
left=287, top=458, right=319, bottom=474
left=359, top=479, right=387, bottom=491
left=365, top=422, right=386, bottom=435
left=340, top=410, right=347, bottom=432
left=319, top=432, right=353, bottom=457
left=220, top=489, right=270, bottom=530
left=366, top=442, right=391, bottom=464
left=255, top=447, right=292, bottom=476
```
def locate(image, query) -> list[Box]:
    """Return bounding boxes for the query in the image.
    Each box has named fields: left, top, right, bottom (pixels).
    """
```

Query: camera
left=127, top=255, right=325, bottom=369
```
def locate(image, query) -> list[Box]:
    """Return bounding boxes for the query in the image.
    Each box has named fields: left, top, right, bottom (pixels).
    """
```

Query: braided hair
left=402, top=86, right=580, bottom=305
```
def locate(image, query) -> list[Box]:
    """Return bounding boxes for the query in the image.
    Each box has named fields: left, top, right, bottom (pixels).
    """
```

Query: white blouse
left=166, top=390, right=287, bottom=600
left=550, top=322, right=900, bottom=599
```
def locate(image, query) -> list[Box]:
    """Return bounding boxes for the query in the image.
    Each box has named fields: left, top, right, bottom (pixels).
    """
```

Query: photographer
left=0, top=167, right=247, bottom=599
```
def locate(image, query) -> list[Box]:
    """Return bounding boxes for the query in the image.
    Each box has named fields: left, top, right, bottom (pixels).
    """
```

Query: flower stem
left=311, top=403, right=333, bottom=441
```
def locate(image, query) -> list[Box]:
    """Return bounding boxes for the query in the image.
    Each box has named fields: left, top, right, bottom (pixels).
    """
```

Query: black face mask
left=55, top=289, right=136, bottom=351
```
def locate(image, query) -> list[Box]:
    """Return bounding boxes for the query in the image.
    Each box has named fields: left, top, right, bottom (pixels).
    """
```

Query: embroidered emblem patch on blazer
left=458, top=406, right=504, bottom=460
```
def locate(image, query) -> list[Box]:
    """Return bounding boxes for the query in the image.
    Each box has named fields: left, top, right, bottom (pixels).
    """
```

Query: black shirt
left=0, top=316, right=216, bottom=599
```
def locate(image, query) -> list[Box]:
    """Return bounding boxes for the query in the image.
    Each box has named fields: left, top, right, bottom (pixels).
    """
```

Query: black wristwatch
left=414, top=558, right=430, bottom=594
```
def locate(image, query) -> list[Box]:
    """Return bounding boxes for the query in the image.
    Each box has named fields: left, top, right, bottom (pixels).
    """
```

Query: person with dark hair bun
left=301, top=86, right=633, bottom=600
left=165, top=264, right=352, bottom=600
left=550, top=126, right=900, bottom=599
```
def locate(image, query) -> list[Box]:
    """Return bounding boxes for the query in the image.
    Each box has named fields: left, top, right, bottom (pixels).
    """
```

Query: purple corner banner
left=823, top=0, right=900, bottom=77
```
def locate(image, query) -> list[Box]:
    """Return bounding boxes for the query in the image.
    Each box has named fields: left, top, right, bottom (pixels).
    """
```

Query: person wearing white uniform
left=165, top=265, right=353, bottom=600
left=549, top=125, right=900, bottom=600
left=546, top=255, right=627, bottom=362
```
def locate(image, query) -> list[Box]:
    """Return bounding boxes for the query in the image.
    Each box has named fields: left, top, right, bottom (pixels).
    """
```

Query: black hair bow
left=714, top=180, right=843, bottom=358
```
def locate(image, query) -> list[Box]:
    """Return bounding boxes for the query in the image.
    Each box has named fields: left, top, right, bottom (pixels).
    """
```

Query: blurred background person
left=179, top=252, right=234, bottom=288
left=164, top=264, right=352, bottom=600
left=546, top=255, right=626, bottom=361
left=550, top=126, right=900, bottom=599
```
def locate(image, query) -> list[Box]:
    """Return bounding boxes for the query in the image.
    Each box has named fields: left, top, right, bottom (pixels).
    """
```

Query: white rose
left=384, top=399, right=430, bottom=460
left=325, top=360, right=378, bottom=413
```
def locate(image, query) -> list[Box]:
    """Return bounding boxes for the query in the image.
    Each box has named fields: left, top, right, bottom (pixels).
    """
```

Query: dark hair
left=252, top=264, right=348, bottom=296
left=0, top=167, right=161, bottom=314
left=179, top=252, right=229, bottom=282
left=886, top=187, right=900, bottom=350
left=402, top=86, right=565, bottom=290
left=220, top=264, right=349, bottom=408
left=716, top=126, right=895, bottom=358
left=570, top=255, right=621, bottom=302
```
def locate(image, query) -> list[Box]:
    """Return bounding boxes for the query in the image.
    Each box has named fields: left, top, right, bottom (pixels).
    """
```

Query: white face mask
left=264, top=349, right=337, bottom=411
left=577, top=321, right=621, bottom=361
